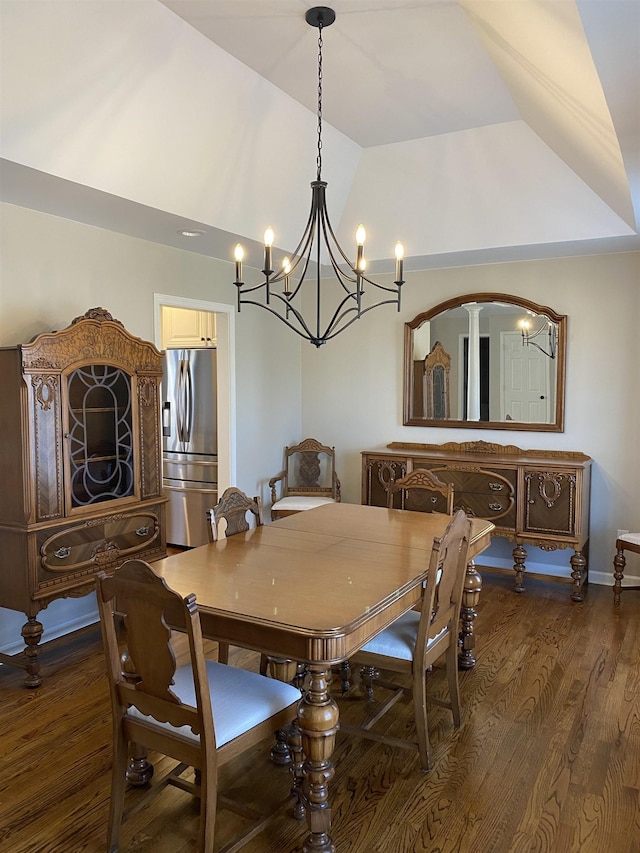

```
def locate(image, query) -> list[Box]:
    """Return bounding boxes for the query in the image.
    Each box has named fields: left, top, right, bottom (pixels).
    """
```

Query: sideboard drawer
left=37, top=507, right=163, bottom=586
left=414, top=464, right=517, bottom=527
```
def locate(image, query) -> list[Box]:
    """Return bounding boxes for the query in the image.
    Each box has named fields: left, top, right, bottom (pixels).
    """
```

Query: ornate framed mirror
left=404, top=293, right=567, bottom=431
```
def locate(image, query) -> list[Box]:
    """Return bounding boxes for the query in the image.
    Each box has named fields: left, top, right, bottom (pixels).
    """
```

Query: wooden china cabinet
left=0, top=308, right=167, bottom=687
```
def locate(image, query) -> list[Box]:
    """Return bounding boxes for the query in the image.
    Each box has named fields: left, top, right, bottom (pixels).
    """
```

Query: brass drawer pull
left=54, top=546, right=71, bottom=559
left=488, top=502, right=503, bottom=512
left=135, top=526, right=150, bottom=537
left=489, top=482, right=504, bottom=491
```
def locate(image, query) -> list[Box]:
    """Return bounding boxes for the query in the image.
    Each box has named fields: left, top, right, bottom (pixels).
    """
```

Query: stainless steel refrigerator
left=162, top=348, right=217, bottom=547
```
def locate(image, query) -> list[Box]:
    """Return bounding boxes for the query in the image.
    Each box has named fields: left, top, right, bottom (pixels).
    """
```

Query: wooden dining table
left=151, top=502, right=494, bottom=853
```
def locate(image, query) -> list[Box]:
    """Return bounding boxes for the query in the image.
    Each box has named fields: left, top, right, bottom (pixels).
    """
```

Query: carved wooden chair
left=269, top=438, right=341, bottom=521
left=387, top=468, right=454, bottom=516
left=337, top=468, right=455, bottom=695
left=613, top=533, right=640, bottom=603
left=342, top=510, right=472, bottom=771
left=206, top=487, right=263, bottom=542
left=206, top=487, right=263, bottom=665
left=96, top=559, right=300, bottom=853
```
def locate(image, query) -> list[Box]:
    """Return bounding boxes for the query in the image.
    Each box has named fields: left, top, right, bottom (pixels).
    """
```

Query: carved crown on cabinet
left=21, top=308, right=162, bottom=375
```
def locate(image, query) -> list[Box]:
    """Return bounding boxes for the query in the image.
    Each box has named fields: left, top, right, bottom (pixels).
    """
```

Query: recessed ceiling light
left=178, top=229, right=205, bottom=237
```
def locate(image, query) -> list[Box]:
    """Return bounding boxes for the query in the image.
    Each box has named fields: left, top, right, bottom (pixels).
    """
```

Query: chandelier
left=232, top=6, right=405, bottom=348
left=519, top=316, right=558, bottom=359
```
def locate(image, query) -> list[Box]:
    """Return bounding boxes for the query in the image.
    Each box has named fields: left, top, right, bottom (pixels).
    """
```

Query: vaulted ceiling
left=1, top=0, right=638, bottom=272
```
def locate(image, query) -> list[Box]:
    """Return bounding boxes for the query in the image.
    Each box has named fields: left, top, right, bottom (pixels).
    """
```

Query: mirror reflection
left=404, top=293, right=566, bottom=432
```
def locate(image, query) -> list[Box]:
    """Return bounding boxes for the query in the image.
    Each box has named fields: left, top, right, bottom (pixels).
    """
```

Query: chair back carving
left=419, top=509, right=471, bottom=648
left=206, top=487, right=263, bottom=542
left=388, top=468, right=454, bottom=515
left=270, top=438, right=340, bottom=504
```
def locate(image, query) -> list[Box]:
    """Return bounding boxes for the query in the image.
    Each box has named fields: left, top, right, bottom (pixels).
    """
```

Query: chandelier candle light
left=519, top=316, right=558, bottom=359
left=232, top=6, right=405, bottom=347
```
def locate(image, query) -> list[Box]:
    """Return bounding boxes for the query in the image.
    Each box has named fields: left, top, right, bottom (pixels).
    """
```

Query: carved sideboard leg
left=613, top=547, right=626, bottom=605
left=459, top=560, right=482, bottom=670
left=126, top=743, right=154, bottom=786
left=570, top=550, right=587, bottom=602
left=512, top=543, right=527, bottom=592
left=298, top=666, right=339, bottom=853
left=22, top=617, right=44, bottom=688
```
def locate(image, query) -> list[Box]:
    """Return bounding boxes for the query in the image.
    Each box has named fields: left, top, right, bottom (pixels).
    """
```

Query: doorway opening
left=153, top=293, right=236, bottom=503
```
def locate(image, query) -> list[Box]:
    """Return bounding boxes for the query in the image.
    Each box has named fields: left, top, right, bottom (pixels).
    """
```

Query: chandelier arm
left=239, top=297, right=318, bottom=342
left=323, top=304, right=361, bottom=338
left=267, top=235, right=314, bottom=288
left=358, top=273, right=405, bottom=294
left=323, top=296, right=402, bottom=340
left=526, top=339, right=556, bottom=360
left=276, top=193, right=319, bottom=275
left=321, top=307, right=371, bottom=342
left=317, top=214, right=360, bottom=295
left=237, top=281, right=271, bottom=296
left=321, top=208, right=356, bottom=269
left=284, top=254, right=314, bottom=303
left=523, top=322, right=557, bottom=359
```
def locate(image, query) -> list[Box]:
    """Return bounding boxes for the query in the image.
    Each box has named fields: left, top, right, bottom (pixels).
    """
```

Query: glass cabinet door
left=66, top=365, right=135, bottom=508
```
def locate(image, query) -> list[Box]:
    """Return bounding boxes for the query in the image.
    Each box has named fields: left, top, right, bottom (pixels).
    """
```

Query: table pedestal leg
left=459, top=559, right=482, bottom=670
left=297, top=666, right=339, bottom=853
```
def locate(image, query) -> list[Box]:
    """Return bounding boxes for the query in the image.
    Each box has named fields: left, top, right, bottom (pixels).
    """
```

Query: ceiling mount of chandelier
left=232, top=6, right=405, bottom=348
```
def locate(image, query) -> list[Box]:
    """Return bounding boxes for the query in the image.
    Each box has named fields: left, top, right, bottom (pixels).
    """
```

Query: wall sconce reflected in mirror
left=519, top=316, right=558, bottom=359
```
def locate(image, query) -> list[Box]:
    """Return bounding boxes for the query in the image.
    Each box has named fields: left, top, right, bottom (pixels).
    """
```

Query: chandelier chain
left=316, top=22, right=323, bottom=181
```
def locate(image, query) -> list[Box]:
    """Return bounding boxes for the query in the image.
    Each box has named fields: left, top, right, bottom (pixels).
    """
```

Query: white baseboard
left=475, top=556, right=639, bottom=588
left=0, top=610, right=99, bottom=658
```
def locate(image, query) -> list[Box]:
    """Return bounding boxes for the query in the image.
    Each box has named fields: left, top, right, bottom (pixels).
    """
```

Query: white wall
left=0, top=202, right=302, bottom=652
left=0, top=0, right=360, bottom=254
left=301, top=251, right=640, bottom=586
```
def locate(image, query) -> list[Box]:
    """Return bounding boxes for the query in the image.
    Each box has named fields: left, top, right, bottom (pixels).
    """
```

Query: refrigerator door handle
left=176, top=353, right=194, bottom=444
left=162, top=402, right=171, bottom=437
left=184, top=357, right=193, bottom=443
left=176, top=357, right=187, bottom=443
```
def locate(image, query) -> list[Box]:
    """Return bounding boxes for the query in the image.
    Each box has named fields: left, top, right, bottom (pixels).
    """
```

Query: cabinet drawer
left=417, top=464, right=517, bottom=496
left=455, top=491, right=516, bottom=526
left=415, top=464, right=517, bottom=526
left=39, top=511, right=161, bottom=576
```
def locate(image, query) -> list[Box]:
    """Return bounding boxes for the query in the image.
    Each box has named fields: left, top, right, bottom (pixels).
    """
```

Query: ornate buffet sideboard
left=362, top=441, right=591, bottom=601
left=0, top=309, right=167, bottom=686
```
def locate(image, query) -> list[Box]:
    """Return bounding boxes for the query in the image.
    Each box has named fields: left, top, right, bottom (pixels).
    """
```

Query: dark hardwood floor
left=1, top=572, right=639, bottom=853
